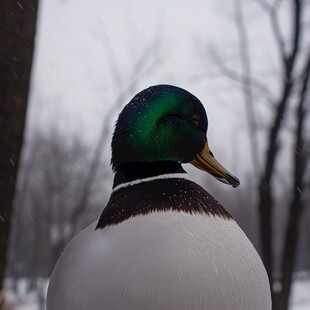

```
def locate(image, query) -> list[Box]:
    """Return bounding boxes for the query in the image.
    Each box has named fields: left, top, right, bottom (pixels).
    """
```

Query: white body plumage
left=47, top=210, right=271, bottom=310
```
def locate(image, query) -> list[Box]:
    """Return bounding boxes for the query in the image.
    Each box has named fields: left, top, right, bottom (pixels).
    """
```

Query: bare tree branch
left=254, top=0, right=289, bottom=64
left=258, top=1, right=303, bottom=291
left=206, top=49, right=275, bottom=103
left=274, top=50, right=310, bottom=310
left=271, top=0, right=287, bottom=63
left=234, top=0, right=260, bottom=176
left=70, top=36, right=163, bottom=228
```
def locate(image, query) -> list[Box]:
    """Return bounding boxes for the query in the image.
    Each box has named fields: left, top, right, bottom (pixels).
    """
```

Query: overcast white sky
left=25, top=0, right=297, bottom=182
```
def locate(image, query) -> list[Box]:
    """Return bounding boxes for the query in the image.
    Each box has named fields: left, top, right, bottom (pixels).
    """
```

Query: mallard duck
left=47, top=85, right=271, bottom=310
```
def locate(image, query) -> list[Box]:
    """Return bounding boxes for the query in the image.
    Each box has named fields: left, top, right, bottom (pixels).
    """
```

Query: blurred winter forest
left=0, top=0, right=309, bottom=309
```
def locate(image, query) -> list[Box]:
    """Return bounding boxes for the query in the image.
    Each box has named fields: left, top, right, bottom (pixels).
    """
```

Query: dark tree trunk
left=258, top=78, right=292, bottom=287
left=0, top=0, right=39, bottom=291
left=258, top=0, right=301, bottom=299
left=273, top=53, right=310, bottom=310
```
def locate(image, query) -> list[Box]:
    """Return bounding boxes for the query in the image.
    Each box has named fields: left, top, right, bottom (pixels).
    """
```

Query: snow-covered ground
left=290, top=272, right=310, bottom=310
left=2, top=273, right=310, bottom=309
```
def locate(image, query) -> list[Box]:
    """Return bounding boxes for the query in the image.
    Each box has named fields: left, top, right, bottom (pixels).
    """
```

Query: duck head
left=111, top=84, right=240, bottom=188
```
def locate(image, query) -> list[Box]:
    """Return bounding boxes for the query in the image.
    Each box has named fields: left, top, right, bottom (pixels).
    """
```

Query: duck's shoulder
left=97, top=176, right=232, bottom=229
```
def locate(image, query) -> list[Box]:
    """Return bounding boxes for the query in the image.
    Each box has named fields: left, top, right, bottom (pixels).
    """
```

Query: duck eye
left=191, top=114, right=200, bottom=127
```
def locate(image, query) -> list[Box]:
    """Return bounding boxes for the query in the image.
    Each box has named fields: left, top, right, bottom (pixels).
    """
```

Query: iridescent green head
left=111, top=84, right=240, bottom=187
left=112, top=85, right=207, bottom=169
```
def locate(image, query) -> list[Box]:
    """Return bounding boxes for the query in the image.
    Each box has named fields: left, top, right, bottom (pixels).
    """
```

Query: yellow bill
left=190, top=139, right=240, bottom=188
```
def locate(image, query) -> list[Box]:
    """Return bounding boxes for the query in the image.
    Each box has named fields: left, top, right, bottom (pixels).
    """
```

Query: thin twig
left=209, top=48, right=275, bottom=103
left=234, top=0, right=260, bottom=175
